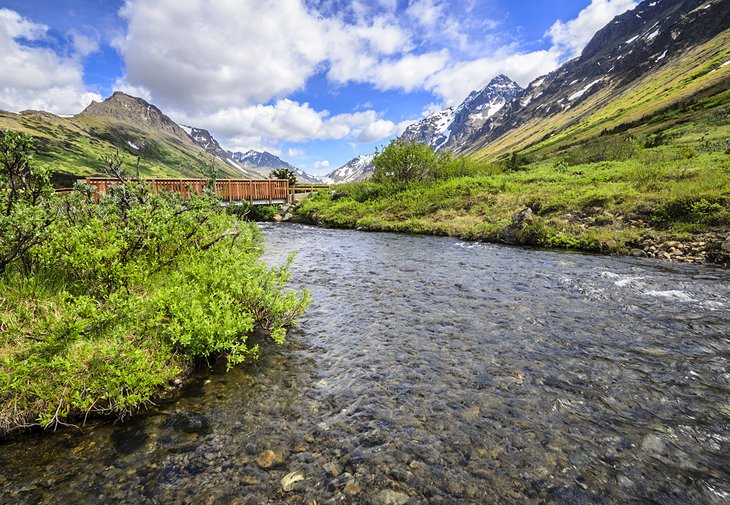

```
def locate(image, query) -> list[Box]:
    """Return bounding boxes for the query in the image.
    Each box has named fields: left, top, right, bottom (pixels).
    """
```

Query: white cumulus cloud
left=547, top=0, right=638, bottom=59
left=172, top=99, right=396, bottom=150
left=0, top=8, right=101, bottom=114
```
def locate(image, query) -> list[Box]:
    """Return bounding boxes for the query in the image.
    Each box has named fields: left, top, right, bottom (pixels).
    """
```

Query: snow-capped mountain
left=322, top=154, right=375, bottom=184
left=401, top=75, right=523, bottom=152
left=460, top=0, right=730, bottom=156
left=324, top=75, right=523, bottom=182
left=400, top=107, right=455, bottom=150
left=442, top=74, right=523, bottom=151
left=180, top=127, right=321, bottom=182
left=180, top=126, right=262, bottom=178
left=229, top=150, right=322, bottom=183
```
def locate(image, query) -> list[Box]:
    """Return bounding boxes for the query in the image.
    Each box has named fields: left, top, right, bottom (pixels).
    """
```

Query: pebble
left=256, top=449, right=285, bottom=469
left=324, top=462, right=341, bottom=477
left=280, top=472, right=304, bottom=492
left=377, top=490, right=410, bottom=505
left=344, top=482, right=362, bottom=496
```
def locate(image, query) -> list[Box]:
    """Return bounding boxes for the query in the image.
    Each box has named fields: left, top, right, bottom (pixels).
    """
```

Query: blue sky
left=0, top=0, right=637, bottom=174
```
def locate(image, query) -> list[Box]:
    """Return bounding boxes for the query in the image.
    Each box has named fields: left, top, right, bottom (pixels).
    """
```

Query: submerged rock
left=256, top=449, right=286, bottom=469
left=281, top=471, right=304, bottom=492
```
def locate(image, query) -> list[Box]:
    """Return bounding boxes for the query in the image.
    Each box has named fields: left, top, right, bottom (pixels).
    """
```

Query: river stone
left=281, top=472, right=304, bottom=492
left=256, top=449, right=285, bottom=469
left=377, top=490, right=410, bottom=505
left=629, top=249, right=646, bottom=257
left=324, top=462, right=341, bottom=477
left=722, top=237, right=730, bottom=252
left=344, top=482, right=362, bottom=496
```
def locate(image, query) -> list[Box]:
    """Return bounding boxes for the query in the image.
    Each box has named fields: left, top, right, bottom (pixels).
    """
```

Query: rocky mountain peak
left=227, top=149, right=322, bottom=183
left=401, top=73, right=523, bottom=152
left=79, top=92, right=192, bottom=143
left=323, top=154, right=375, bottom=184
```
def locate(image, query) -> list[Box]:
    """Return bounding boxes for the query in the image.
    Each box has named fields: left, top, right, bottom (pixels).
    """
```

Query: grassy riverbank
left=0, top=132, right=309, bottom=435
left=295, top=109, right=730, bottom=265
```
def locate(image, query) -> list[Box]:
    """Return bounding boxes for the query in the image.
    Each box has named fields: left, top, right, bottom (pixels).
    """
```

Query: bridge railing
left=84, top=178, right=291, bottom=204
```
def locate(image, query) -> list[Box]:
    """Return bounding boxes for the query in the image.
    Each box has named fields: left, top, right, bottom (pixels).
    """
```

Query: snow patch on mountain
left=323, top=154, right=375, bottom=184
left=568, top=78, right=604, bottom=101
left=401, top=74, right=523, bottom=152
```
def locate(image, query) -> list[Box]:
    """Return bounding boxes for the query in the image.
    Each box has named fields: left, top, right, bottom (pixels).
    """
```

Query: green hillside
left=468, top=30, right=730, bottom=162
left=0, top=109, right=243, bottom=187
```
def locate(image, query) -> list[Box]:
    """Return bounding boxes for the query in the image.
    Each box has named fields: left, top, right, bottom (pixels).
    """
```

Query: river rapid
left=1, top=223, right=729, bottom=504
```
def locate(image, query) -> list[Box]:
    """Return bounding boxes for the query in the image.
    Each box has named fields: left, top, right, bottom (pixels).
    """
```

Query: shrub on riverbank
left=0, top=132, right=310, bottom=435
left=295, top=139, right=730, bottom=260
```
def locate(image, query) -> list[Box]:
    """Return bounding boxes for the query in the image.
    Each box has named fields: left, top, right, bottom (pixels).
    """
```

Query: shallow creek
left=2, top=223, right=729, bottom=504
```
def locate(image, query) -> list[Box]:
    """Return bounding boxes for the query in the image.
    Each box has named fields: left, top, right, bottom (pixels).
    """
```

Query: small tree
left=197, top=150, right=220, bottom=197
left=0, top=130, right=54, bottom=273
left=271, top=168, right=297, bottom=187
left=372, top=139, right=450, bottom=185
left=101, top=149, right=128, bottom=181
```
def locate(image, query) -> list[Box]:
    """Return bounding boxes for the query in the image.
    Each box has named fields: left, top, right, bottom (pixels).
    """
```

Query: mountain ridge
left=323, top=154, right=375, bottom=184
left=326, top=0, right=730, bottom=182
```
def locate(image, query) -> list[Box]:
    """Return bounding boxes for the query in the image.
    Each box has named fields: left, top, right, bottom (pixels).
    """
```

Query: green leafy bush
left=372, top=139, right=451, bottom=185
left=0, top=139, right=310, bottom=434
left=0, top=130, right=54, bottom=274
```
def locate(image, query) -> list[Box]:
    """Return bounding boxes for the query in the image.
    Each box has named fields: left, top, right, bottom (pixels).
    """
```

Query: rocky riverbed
left=629, top=232, right=730, bottom=266
left=2, top=224, right=729, bottom=503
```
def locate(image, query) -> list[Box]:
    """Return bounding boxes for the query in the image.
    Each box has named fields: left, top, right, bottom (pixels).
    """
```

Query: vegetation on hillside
left=0, top=110, right=244, bottom=186
left=295, top=105, right=730, bottom=263
left=467, top=31, right=730, bottom=161
left=0, top=131, right=310, bottom=435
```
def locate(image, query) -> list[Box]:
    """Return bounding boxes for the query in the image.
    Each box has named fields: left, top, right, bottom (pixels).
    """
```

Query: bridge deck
left=85, top=178, right=291, bottom=205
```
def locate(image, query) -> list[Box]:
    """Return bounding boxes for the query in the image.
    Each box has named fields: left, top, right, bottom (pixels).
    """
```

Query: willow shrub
left=0, top=181, right=309, bottom=434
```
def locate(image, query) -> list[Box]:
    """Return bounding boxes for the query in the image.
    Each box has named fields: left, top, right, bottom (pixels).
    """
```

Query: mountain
left=324, top=74, right=523, bottom=183
left=79, top=92, right=192, bottom=144
left=462, top=0, right=730, bottom=159
left=322, top=154, right=375, bottom=184
left=0, top=92, right=252, bottom=184
left=0, top=90, right=322, bottom=185
left=441, top=74, right=523, bottom=151
left=180, top=126, right=262, bottom=178
left=377, top=0, right=730, bottom=170
left=400, top=107, right=455, bottom=150
left=228, top=149, right=322, bottom=183
left=401, top=74, right=523, bottom=151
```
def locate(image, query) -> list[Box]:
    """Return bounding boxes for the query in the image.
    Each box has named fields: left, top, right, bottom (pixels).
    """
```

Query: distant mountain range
left=329, top=0, right=730, bottom=181
left=1, top=0, right=727, bottom=188
left=180, top=125, right=321, bottom=183
left=0, top=90, right=321, bottom=184
left=228, top=149, right=321, bottom=184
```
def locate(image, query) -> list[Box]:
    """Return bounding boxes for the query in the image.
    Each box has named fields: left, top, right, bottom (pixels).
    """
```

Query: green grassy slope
left=294, top=73, right=730, bottom=265
left=294, top=28, right=730, bottom=264
left=467, top=30, right=730, bottom=162
left=0, top=110, right=243, bottom=186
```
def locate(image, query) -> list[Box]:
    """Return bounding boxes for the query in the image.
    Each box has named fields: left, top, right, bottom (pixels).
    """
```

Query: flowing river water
left=1, top=223, right=729, bottom=504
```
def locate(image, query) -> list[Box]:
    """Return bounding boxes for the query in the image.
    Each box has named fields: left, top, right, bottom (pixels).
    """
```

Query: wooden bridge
left=84, top=178, right=296, bottom=205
